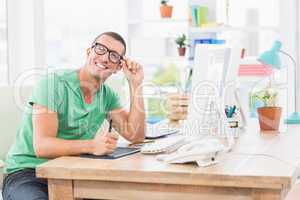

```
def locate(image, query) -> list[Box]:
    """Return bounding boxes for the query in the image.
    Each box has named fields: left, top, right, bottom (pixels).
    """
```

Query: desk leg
left=252, top=189, right=282, bottom=200
left=48, top=179, right=74, bottom=200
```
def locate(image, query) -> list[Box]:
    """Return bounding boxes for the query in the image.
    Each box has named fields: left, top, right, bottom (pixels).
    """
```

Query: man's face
left=86, top=35, right=125, bottom=81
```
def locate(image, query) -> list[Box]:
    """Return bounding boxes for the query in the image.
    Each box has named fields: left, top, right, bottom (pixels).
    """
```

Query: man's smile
left=94, top=61, right=108, bottom=70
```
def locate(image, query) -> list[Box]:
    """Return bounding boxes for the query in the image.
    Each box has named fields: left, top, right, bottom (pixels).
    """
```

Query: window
left=0, top=0, right=8, bottom=85
left=44, top=0, right=127, bottom=68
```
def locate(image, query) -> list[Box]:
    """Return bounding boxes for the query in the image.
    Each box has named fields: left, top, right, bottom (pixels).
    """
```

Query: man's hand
left=166, top=93, right=189, bottom=121
left=121, top=57, right=144, bottom=86
left=91, top=131, right=119, bottom=155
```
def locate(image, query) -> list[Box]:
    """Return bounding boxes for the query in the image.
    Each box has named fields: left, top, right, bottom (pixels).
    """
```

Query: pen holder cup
left=224, top=118, right=239, bottom=138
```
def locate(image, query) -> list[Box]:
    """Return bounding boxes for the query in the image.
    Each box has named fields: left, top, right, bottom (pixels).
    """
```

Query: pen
left=108, top=119, right=113, bottom=132
left=225, top=105, right=229, bottom=117
left=230, top=105, right=236, bottom=118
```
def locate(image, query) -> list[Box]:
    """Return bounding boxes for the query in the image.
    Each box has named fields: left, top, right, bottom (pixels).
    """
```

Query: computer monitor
left=182, top=44, right=241, bottom=136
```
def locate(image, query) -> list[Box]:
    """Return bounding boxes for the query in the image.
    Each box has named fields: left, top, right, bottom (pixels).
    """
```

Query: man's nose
left=100, top=52, right=110, bottom=63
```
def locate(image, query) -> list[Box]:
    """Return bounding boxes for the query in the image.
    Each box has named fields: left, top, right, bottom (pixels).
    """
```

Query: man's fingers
left=125, top=59, right=133, bottom=70
left=105, top=137, right=117, bottom=145
left=131, top=62, right=141, bottom=73
left=105, top=143, right=117, bottom=151
left=168, top=95, right=189, bottom=100
left=106, top=131, right=119, bottom=140
left=174, top=106, right=188, bottom=113
left=123, top=58, right=141, bottom=74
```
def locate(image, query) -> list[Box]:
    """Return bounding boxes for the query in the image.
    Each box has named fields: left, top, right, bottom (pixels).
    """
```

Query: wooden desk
left=37, top=126, right=300, bottom=200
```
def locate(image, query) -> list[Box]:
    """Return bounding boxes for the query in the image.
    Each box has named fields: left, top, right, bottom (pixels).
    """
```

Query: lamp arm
left=279, top=50, right=297, bottom=70
left=279, top=50, right=299, bottom=112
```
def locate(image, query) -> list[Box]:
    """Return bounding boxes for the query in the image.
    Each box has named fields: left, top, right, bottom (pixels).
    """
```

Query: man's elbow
left=33, top=137, right=49, bottom=158
left=34, top=145, right=45, bottom=158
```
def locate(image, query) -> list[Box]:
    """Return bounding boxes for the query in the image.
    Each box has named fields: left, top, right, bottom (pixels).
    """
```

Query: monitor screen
left=182, top=44, right=241, bottom=136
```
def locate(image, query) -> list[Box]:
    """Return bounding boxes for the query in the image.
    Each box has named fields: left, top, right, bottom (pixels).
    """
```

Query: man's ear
left=86, top=48, right=91, bottom=56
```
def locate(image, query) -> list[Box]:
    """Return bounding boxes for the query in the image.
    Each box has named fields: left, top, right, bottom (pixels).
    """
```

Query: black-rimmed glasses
left=92, top=43, right=123, bottom=64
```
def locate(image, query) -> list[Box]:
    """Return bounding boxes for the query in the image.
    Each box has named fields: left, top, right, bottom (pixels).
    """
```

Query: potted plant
left=253, top=86, right=281, bottom=131
left=160, top=0, right=173, bottom=18
left=175, top=34, right=187, bottom=56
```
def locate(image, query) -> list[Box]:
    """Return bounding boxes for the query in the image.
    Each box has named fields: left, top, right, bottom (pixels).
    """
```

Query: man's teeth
left=95, top=63, right=107, bottom=69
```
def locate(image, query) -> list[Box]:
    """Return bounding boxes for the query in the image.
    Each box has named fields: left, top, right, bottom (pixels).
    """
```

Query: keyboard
left=141, top=135, right=186, bottom=154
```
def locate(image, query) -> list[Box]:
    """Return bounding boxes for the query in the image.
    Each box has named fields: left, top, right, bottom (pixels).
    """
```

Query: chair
left=0, top=86, right=32, bottom=190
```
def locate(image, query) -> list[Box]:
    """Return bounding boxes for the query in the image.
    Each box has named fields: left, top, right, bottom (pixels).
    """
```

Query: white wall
left=279, top=0, right=298, bottom=114
left=7, top=0, right=36, bottom=84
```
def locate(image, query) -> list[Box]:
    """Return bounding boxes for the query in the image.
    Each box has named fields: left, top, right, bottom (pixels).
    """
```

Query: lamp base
left=284, top=112, right=300, bottom=124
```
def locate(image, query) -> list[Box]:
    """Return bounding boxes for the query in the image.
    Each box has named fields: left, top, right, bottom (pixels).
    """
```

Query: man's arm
left=108, top=58, right=145, bottom=143
left=109, top=84, right=145, bottom=143
left=32, top=104, right=118, bottom=158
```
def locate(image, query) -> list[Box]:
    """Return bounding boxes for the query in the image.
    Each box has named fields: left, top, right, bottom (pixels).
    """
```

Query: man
left=2, top=32, right=145, bottom=200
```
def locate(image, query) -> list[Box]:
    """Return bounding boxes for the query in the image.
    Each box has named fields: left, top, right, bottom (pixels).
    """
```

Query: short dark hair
left=92, top=32, right=126, bottom=55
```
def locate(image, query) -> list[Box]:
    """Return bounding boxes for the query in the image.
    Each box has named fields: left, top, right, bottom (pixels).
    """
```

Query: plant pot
left=178, top=47, right=186, bottom=56
left=257, top=107, right=282, bottom=131
left=160, top=5, right=173, bottom=18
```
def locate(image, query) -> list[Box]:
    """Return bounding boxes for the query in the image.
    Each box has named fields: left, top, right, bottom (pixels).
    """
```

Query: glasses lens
left=109, top=52, right=121, bottom=63
left=94, top=44, right=107, bottom=55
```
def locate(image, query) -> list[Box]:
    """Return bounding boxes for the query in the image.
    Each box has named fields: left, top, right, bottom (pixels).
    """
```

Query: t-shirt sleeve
left=106, top=86, right=122, bottom=111
left=29, top=73, right=63, bottom=112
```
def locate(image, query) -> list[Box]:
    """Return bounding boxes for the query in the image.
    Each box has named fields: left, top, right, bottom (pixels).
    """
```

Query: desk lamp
left=258, top=40, right=300, bottom=124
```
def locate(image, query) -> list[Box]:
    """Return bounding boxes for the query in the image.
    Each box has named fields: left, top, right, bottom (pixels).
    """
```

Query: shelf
left=130, top=56, right=188, bottom=63
left=128, top=18, right=189, bottom=25
left=189, top=26, right=279, bottom=34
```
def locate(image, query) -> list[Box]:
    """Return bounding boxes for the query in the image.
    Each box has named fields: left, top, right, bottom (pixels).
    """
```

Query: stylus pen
left=108, top=119, right=113, bottom=132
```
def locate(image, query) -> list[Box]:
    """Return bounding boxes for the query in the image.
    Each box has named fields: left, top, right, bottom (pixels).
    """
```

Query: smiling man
left=2, top=32, right=145, bottom=200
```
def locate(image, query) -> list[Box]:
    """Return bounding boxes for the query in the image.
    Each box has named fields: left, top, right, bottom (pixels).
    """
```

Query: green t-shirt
left=4, top=69, right=121, bottom=174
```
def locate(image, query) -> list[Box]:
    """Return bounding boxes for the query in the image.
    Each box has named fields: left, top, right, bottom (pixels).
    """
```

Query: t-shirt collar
left=62, top=70, right=82, bottom=94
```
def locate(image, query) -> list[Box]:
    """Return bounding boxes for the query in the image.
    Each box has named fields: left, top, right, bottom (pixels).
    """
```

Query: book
left=194, top=38, right=225, bottom=45
left=190, top=5, right=209, bottom=27
left=190, top=6, right=198, bottom=27
left=238, top=64, right=273, bottom=76
left=197, top=6, right=208, bottom=27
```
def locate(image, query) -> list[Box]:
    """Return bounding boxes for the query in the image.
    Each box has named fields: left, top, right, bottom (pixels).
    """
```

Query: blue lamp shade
left=258, top=40, right=282, bottom=70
